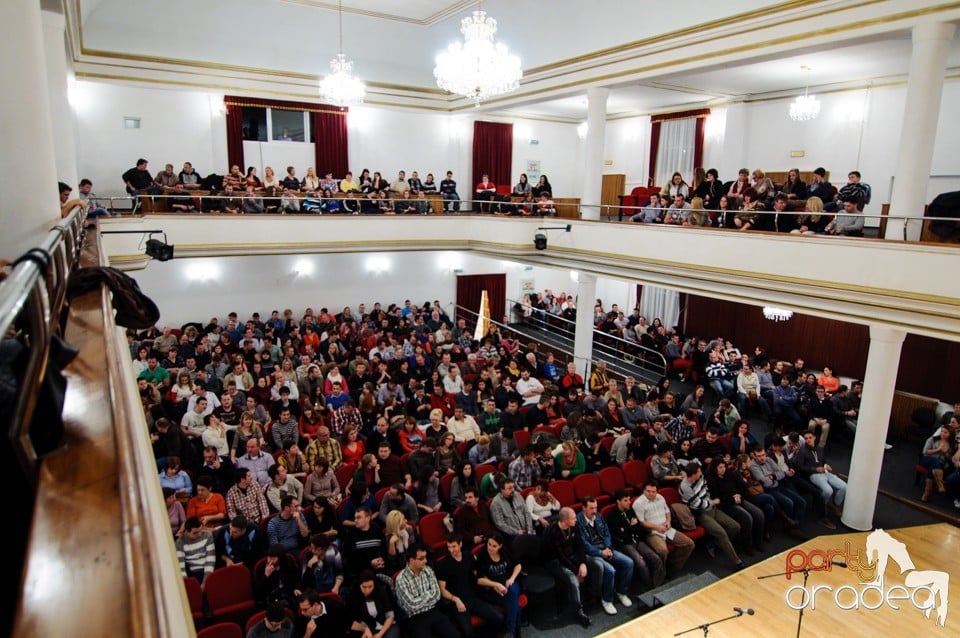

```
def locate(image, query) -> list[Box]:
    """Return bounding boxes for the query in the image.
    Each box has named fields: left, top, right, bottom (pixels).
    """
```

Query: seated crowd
left=138, top=294, right=878, bottom=637
left=628, top=166, right=872, bottom=236
left=119, top=158, right=562, bottom=216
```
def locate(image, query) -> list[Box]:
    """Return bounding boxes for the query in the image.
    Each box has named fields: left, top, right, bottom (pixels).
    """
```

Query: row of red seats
left=186, top=564, right=341, bottom=633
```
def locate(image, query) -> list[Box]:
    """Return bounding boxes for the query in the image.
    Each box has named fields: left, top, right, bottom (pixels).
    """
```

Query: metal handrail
left=506, top=296, right=668, bottom=377
left=1, top=206, right=85, bottom=487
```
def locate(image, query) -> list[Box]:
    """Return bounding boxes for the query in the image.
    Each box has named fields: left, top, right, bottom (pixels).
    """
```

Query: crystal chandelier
left=789, top=66, right=820, bottom=121
left=319, top=0, right=365, bottom=107
left=762, top=306, right=794, bottom=322
left=434, top=1, right=522, bottom=106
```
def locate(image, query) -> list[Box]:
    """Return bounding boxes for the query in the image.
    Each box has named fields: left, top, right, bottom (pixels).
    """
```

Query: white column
left=42, top=9, right=78, bottom=187
left=884, top=22, right=956, bottom=241
left=0, top=1, right=60, bottom=259
left=580, top=87, right=608, bottom=221
left=841, top=326, right=906, bottom=531
left=573, top=272, right=597, bottom=379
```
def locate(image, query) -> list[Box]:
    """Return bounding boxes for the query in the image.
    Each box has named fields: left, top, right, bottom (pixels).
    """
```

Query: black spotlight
left=145, top=238, right=174, bottom=262
left=534, top=233, right=547, bottom=250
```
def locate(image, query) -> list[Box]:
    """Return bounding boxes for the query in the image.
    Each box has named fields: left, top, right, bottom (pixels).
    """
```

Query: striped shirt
left=679, top=475, right=714, bottom=512
left=176, top=530, right=215, bottom=579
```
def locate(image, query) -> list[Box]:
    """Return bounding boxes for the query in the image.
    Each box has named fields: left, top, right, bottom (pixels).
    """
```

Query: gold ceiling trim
left=471, top=1, right=960, bottom=109
left=523, top=0, right=833, bottom=76
left=277, top=0, right=477, bottom=26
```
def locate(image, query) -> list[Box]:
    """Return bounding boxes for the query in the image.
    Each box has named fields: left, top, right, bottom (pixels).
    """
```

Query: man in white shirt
left=633, top=481, right=694, bottom=575
left=516, top=369, right=545, bottom=407
left=445, top=406, right=480, bottom=442
left=442, top=366, right=464, bottom=395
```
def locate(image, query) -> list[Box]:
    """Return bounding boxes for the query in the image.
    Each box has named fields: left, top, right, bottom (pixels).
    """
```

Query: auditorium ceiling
left=64, top=0, right=960, bottom=119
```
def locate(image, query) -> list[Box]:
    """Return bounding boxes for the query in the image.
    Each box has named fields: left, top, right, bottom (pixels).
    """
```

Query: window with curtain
left=654, top=118, right=696, bottom=190
left=647, top=108, right=710, bottom=191
left=224, top=96, right=348, bottom=180
left=638, top=285, right=680, bottom=332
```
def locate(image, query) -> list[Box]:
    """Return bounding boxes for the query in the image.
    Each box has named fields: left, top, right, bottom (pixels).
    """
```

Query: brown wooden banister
left=14, top=227, right=194, bottom=638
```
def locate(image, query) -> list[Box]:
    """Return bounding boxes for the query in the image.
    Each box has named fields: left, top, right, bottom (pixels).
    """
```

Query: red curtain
left=456, top=274, right=506, bottom=328
left=472, top=121, right=513, bottom=196
left=647, top=122, right=661, bottom=188
left=694, top=117, right=706, bottom=171
left=225, top=103, right=244, bottom=170
left=314, top=109, right=349, bottom=178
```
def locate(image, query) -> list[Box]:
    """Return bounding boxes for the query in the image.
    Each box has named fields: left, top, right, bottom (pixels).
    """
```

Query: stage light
left=145, top=238, right=174, bottom=262
left=534, top=233, right=547, bottom=250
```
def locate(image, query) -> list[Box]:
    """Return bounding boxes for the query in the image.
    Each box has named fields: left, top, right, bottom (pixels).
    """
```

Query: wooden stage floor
left=600, top=523, right=958, bottom=637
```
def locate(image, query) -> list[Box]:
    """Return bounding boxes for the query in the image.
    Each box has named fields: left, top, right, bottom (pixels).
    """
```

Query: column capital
left=586, top=86, right=610, bottom=100
left=41, top=9, right=66, bottom=31
left=575, top=271, right=597, bottom=285
left=868, top=325, right=906, bottom=344
left=912, top=21, right=956, bottom=43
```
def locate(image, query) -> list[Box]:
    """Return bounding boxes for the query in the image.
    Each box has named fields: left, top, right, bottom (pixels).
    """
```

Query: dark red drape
left=682, top=292, right=960, bottom=397
left=683, top=293, right=869, bottom=377
left=456, top=274, right=506, bottom=328
left=472, top=121, right=513, bottom=197
left=647, top=122, right=661, bottom=188
left=314, top=109, right=349, bottom=178
left=225, top=103, right=244, bottom=170
left=693, top=117, right=706, bottom=171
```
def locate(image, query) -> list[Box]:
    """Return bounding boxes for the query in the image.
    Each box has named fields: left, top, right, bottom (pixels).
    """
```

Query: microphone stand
left=757, top=564, right=830, bottom=638
left=673, top=609, right=750, bottom=637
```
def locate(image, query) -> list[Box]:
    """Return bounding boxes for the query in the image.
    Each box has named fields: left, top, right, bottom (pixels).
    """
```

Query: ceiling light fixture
left=433, top=0, right=522, bottom=106
left=789, top=66, right=820, bottom=121
left=319, top=0, right=365, bottom=107
left=762, top=306, right=793, bottom=322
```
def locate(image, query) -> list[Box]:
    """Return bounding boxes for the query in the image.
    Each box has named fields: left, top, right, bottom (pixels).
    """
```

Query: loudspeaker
left=533, top=233, right=547, bottom=250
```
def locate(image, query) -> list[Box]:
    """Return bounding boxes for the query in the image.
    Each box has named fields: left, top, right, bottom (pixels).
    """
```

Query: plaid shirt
left=664, top=416, right=694, bottom=442
left=305, top=438, right=343, bottom=470
left=394, top=565, right=441, bottom=618
left=225, top=484, right=269, bottom=522
left=330, top=407, right=363, bottom=437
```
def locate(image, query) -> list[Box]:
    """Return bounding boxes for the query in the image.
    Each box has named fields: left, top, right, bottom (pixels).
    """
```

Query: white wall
left=71, top=77, right=960, bottom=209
left=508, top=119, right=583, bottom=198
left=72, top=81, right=227, bottom=199
left=605, top=116, right=650, bottom=192
left=70, top=82, right=583, bottom=202
left=605, top=79, right=960, bottom=212
left=129, top=250, right=633, bottom=328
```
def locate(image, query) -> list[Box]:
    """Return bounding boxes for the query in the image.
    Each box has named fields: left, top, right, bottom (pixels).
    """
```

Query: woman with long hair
left=513, top=173, right=531, bottom=196
left=341, top=424, right=365, bottom=466
left=663, top=172, right=690, bottom=200
left=531, top=174, right=553, bottom=198
left=555, top=440, right=586, bottom=478
left=434, top=432, right=460, bottom=475
left=475, top=532, right=523, bottom=638
left=232, top=410, right=265, bottom=462
left=449, top=460, right=478, bottom=509
left=525, top=478, right=561, bottom=530
left=384, top=510, right=416, bottom=572
left=245, top=166, right=263, bottom=188
left=413, top=466, right=441, bottom=515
